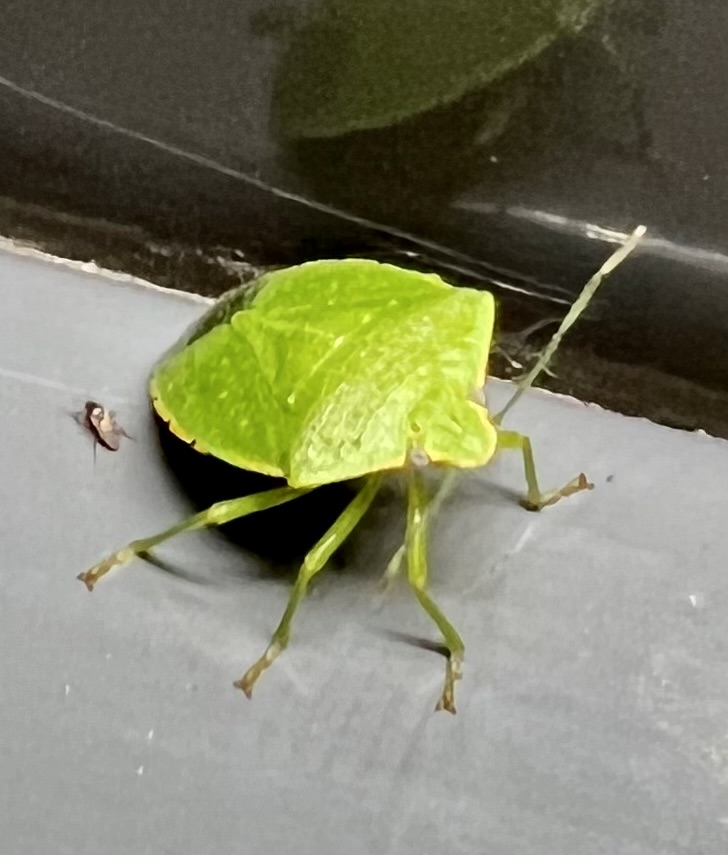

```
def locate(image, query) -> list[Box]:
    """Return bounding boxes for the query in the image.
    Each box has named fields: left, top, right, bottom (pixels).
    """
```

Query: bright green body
left=150, top=260, right=498, bottom=487
left=79, top=230, right=645, bottom=714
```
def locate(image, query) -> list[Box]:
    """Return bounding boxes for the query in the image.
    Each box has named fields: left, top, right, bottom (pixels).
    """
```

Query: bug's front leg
left=406, top=468, right=464, bottom=714
left=496, top=429, right=592, bottom=511
left=235, top=473, right=384, bottom=698
left=78, top=485, right=313, bottom=590
left=380, top=469, right=460, bottom=590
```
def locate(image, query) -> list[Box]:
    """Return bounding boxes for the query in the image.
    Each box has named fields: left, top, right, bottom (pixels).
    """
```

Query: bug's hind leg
left=406, top=469, right=464, bottom=714
left=235, top=474, right=384, bottom=698
left=497, top=429, right=592, bottom=511
left=77, top=485, right=312, bottom=590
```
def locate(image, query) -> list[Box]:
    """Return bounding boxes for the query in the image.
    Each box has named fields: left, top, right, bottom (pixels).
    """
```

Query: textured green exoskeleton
left=79, top=227, right=645, bottom=713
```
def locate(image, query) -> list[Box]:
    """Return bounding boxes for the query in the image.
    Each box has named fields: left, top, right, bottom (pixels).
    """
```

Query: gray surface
left=2, top=245, right=728, bottom=855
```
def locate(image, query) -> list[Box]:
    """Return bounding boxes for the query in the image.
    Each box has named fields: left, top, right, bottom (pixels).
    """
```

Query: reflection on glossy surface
left=0, top=0, right=726, bottom=435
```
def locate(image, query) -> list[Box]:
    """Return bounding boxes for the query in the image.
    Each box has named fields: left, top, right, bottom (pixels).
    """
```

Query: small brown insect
left=74, top=400, right=131, bottom=455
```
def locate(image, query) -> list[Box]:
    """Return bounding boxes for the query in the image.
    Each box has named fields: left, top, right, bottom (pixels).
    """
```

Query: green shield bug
left=78, top=226, right=645, bottom=713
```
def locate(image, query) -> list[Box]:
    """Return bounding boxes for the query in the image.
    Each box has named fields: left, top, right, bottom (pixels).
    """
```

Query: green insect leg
left=235, top=473, right=384, bottom=698
left=380, top=469, right=459, bottom=590
left=78, top=485, right=313, bottom=590
left=497, top=429, right=593, bottom=511
left=406, top=468, right=464, bottom=714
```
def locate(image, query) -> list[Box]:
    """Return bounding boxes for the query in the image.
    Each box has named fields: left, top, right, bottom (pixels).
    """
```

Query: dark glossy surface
left=0, top=0, right=726, bottom=415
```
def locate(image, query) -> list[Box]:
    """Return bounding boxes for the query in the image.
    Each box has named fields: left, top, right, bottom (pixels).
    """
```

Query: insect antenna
left=493, top=224, right=646, bottom=424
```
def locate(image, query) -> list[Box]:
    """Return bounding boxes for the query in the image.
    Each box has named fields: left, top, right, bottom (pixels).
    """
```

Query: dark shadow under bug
left=152, top=407, right=363, bottom=572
